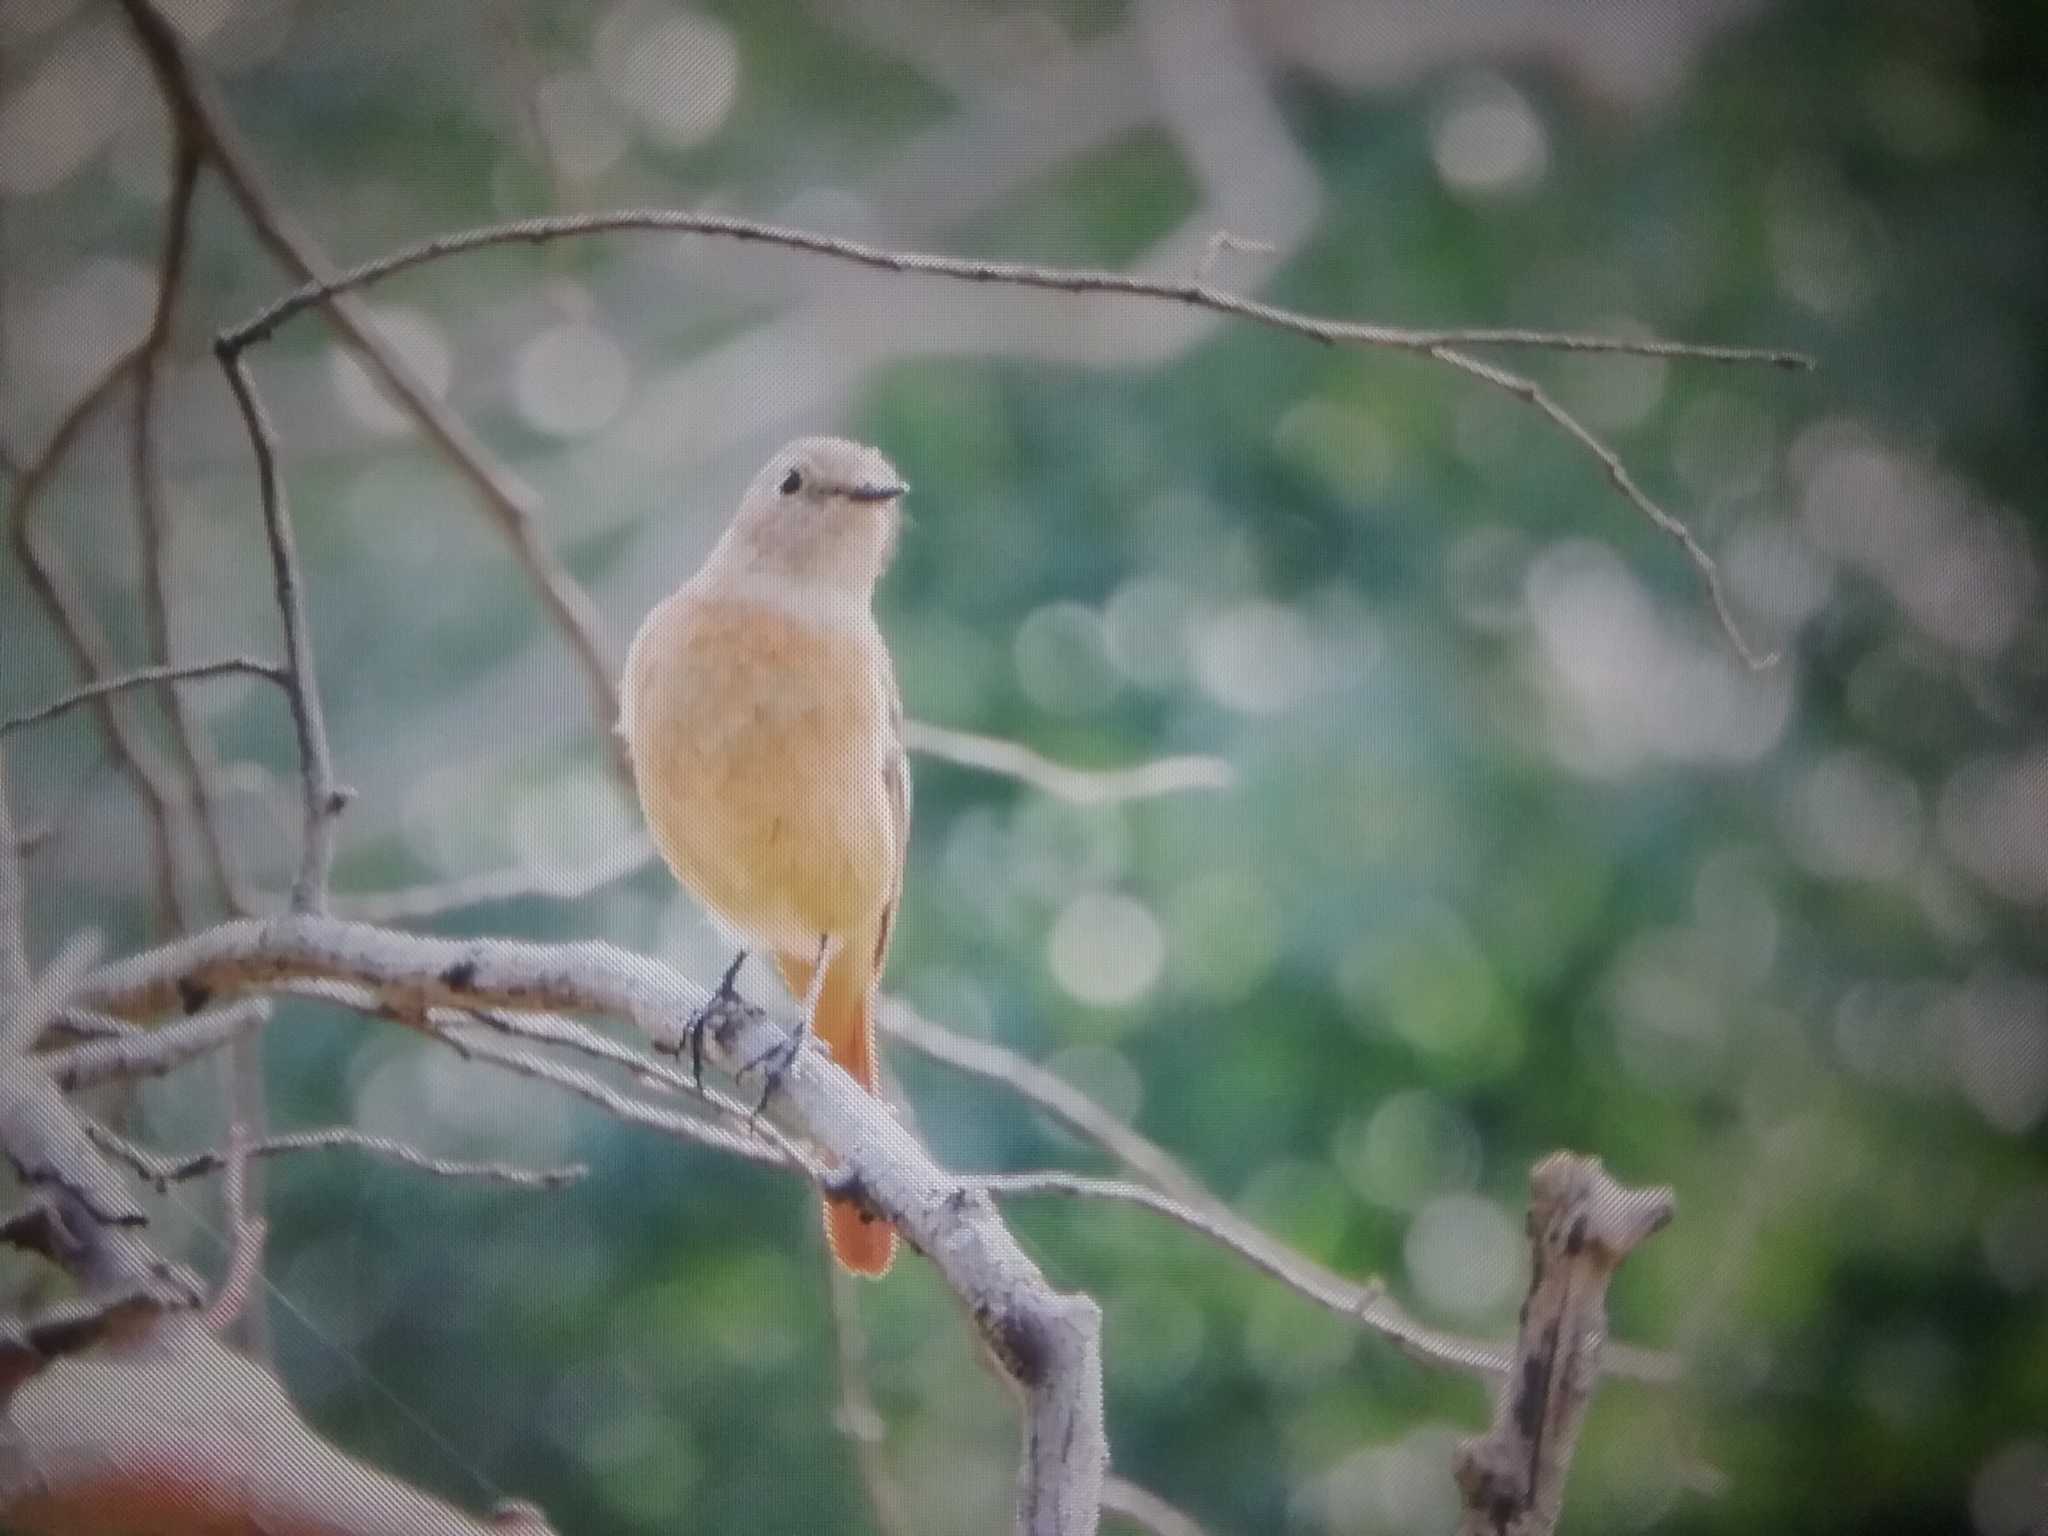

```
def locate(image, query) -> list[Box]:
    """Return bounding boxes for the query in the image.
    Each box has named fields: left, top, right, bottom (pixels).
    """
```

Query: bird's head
left=716, top=436, right=908, bottom=598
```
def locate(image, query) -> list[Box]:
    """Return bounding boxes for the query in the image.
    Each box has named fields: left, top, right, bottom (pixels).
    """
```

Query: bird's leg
left=661, top=949, right=747, bottom=1091
left=745, top=932, right=835, bottom=1122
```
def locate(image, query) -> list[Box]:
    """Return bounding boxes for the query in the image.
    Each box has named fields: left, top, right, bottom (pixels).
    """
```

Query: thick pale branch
left=1453, top=1154, right=1676, bottom=1536
left=78, top=913, right=1105, bottom=1535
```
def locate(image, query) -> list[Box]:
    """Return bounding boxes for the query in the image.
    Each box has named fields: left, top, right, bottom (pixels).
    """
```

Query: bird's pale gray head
left=718, top=436, right=908, bottom=596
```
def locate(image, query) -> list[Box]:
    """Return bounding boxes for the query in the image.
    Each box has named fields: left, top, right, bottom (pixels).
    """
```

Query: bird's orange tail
left=777, top=947, right=897, bottom=1277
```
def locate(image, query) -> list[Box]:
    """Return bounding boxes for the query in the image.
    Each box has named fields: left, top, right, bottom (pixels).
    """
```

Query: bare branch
left=41, top=1000, right=267, bottom=1090
left=1429, top=345, right=1777, bottom=667
left=1453, top=1154, right=1676, bottom=1536
left=222, top=210, right=1814, bottom=371
left=904, top=722, right=1234, bottom=807
left=76, top=913, right=1107, bottom=1536
left=214, top=352, right=347, bottom=913
left=265, top=975, right=793, bottom=1169
left=977, top=1171, right=1514, bottom=1379
left=116, top=0, right=631, bottom=787
left=1102, top=1476, right=1212, bottom=1536
left=6, top=352, right=188, bottom=929
left=0, top=659, right=288, bottom=741
left=83, top=1118, right=588, bottom=1191
left=883, top=998, right=1206, bottom=1204
left=435, top=1016, right=792, bottom=1171
left=132, top=128, right=253, bottom=919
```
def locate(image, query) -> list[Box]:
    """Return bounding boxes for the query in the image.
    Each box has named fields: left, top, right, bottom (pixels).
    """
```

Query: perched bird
left=621, top=436, right=911, bottom=1276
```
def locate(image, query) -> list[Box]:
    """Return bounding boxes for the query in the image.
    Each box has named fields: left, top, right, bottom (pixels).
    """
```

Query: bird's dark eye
left=779, top=467, right=803, bottom=495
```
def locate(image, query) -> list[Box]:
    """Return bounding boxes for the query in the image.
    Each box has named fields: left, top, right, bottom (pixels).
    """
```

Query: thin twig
left=978, top=1170, right=1679, bottom=1387
left=435, top=1017, right=794, bottom=1172
left=269, top=977, right=792, bottom=1170
left=214, top=351, right=346, bottom=913
left=828, top=1261, right=917, bottom=1536
left=0, top=658, right=288, bottom=740
left=6, top=357, right=188, bottom=929
left=882, top=998, right=1205, bottom=1204
left=1431, top=345, right=1779, bottom=669
left=904, top=723, right=1234, bottom=807
left=223, top=210, right=1814, bottom=370
left=132, top=127, right=252, bottom=918
left=977, top=1172, right=1502, bottom=1379
left=83, top=1118, right=589, bottom=1190
left=458, top=1003, right=804, bottom=1166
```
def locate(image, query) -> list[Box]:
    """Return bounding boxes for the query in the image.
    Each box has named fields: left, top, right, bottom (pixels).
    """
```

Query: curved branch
left=222, top=210, right=1812, bottom=371
left=78, top=914, right=1107, bottom=1536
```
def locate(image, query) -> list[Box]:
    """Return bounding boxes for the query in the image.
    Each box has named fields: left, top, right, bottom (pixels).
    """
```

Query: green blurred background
left=3, top=0, right=2044, bottom=1532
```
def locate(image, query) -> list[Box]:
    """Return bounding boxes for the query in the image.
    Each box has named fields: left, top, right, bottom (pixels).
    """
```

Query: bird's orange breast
left=623, top=592, right=900, bottom=951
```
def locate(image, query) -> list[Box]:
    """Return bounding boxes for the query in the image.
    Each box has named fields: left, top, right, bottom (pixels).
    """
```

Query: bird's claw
left=742, top=1021, right=807, bottom=1129
left=660, top=950, right=747, bottom=1092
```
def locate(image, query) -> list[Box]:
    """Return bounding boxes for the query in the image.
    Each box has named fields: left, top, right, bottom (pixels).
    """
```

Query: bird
left=620, top=436, right=911, bottom=1276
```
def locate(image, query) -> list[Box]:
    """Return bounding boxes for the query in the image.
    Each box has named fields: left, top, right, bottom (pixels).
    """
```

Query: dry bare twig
left=0, top=659, right=288, bottom=741
left=213, top=354, right=347, bottom=913
left=216, top=208, right=1808, bottom=664
left=129, top=130, right=250, bottom=919
left=82, top=1118, right=589, bottom=1192
left=898, top=1016, right=1678, bottom=1385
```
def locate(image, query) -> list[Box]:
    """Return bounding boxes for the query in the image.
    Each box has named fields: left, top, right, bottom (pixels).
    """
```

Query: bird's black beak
left=844, top=481, right=909, bottom=503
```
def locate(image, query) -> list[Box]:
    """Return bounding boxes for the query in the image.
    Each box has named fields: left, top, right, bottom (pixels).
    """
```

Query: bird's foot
left=742, top=1015, right=808, bottom=1129
left=660, top=950, right=747, bottom=1092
